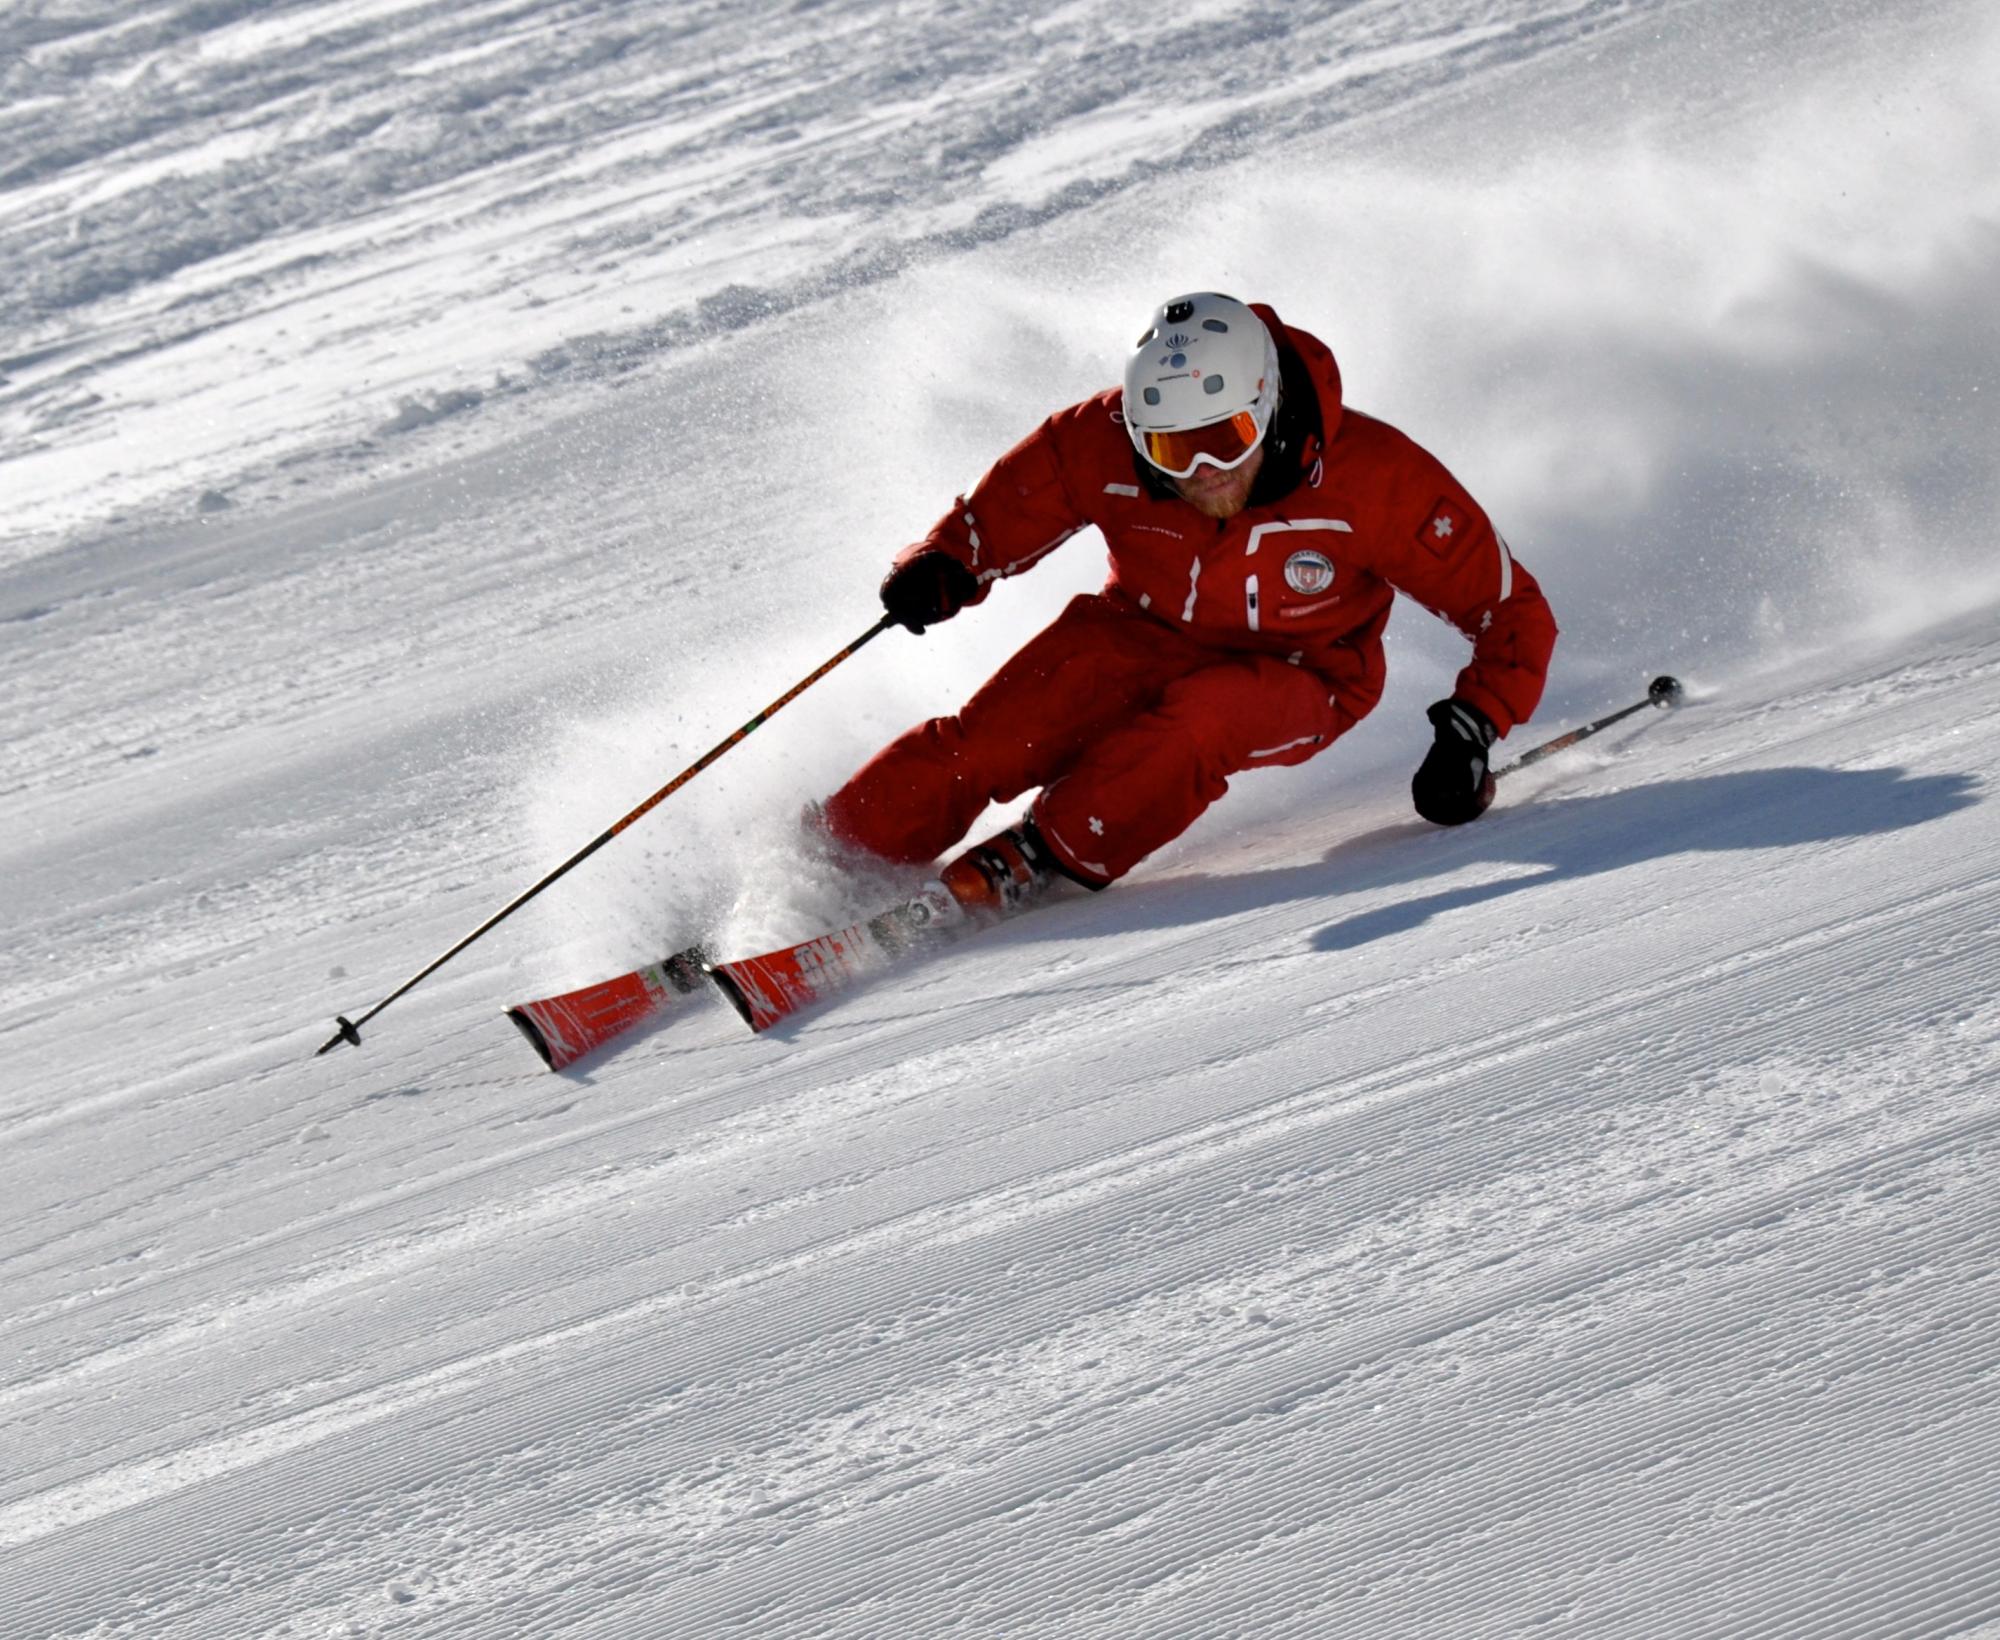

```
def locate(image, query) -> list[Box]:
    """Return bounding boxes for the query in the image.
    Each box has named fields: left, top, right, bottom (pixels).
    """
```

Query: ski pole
left=1495, top=674, right=1684, bottom=780
left=315, top=614, right=898, bottom=1056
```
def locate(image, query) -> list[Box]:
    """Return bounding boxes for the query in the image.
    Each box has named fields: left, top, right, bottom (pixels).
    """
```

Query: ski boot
left=938, top=821, right=1056, bottom=918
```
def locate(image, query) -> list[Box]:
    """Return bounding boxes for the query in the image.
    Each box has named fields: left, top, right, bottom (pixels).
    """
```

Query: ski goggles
left=1133, top=409, right=1266, bottom=479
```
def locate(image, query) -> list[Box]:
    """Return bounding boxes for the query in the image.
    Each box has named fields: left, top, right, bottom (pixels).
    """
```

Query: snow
left=4, top=0, right=1999, bottom=1633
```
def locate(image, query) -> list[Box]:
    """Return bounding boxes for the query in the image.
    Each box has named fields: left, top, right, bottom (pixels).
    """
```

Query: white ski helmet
left=1121, top=292, right=1281, bottom=478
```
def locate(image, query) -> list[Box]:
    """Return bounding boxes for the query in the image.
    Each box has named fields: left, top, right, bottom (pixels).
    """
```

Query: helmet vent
left=1202, top=319, right=1229, bottom=332
left=1135, top=328, right=1157, bottom=348
left=1143, top=387, right=1162, bottom=406
left=1164, top=300, right=1195, bottom=324
left=1203, top=374, right=1226, bottom=394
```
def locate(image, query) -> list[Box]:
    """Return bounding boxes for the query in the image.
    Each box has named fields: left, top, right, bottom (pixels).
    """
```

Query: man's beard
left=1173, top=447, right=1263, bottom=520
left=1180, top=484, right=1246, bottom=520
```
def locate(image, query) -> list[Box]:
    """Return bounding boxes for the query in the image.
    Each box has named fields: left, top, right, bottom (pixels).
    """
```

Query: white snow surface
left=5, top=0, right=2000, bottom=1633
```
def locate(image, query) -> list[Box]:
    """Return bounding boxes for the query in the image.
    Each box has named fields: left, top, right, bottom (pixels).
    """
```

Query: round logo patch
left=1284, top=549, right=1337, bottom=595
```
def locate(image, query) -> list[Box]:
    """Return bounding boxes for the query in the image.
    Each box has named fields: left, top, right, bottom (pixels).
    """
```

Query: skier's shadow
left=1309, top=765, right=1979, bottom=950
left=1120, top=766, right=1980, bottom=952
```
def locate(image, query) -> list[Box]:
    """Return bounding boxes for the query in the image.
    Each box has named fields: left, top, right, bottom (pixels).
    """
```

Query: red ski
left=509, top=827, right=1057, bottom=1055
left=506, top=948, right=709, bottom=1070
left=705, top=882, right=972, bottom=1033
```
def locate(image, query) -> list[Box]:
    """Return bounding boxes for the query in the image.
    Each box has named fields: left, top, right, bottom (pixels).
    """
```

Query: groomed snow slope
left=4, top=0, right=1999, bottom=1634
left=7, top=617, right=2000, bottom=1639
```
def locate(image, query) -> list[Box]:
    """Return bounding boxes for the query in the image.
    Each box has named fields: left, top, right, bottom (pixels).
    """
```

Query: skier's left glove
left=1412, top=698, right=1497, bottom=826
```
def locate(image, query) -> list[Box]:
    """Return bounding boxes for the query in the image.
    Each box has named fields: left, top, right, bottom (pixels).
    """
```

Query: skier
left=820, top=291, right=1559, bottom=915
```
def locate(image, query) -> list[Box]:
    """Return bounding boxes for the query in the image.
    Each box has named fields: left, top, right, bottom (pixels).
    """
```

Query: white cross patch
left=1432, top=515, right=1455, bottom=539
left=1088, top=816, right=1105, bottom=836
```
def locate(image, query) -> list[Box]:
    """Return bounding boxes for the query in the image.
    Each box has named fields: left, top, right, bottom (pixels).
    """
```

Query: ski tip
left=503, top=950, right=712, bottom=1070
left=506, top=1006, right=557, bottom=1070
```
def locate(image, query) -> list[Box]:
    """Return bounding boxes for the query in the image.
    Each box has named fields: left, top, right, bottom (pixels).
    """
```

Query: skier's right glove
left=1412, top=697, right=1498, bottom=825
left=881, top=551, right=978, bottom=634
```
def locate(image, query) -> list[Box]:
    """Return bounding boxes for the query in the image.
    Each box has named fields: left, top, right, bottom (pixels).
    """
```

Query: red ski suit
left=825, top=305, right=1558, bottom=885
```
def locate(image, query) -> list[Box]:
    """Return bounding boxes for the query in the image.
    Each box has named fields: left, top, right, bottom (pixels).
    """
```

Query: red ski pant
left=824, top=593, right=1355, bottom=885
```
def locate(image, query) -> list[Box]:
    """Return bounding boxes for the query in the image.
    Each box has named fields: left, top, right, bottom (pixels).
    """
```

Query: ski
left=506, top=947, right=710, bottom=1070
left=705, top=881, right=974, bottom=1033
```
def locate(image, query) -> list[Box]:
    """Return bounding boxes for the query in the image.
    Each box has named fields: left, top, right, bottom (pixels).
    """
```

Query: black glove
left=1412, top=698, right=1498, bottom=826
left=881, top=552, right=978, bottom=634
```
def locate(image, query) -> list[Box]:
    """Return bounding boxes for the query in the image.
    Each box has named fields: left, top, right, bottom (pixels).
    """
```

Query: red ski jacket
left=896, top=304, right=1558, bottom=734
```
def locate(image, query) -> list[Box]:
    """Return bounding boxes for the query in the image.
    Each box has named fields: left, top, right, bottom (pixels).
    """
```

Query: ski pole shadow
left=1100, top=766, right=1980, bottom=953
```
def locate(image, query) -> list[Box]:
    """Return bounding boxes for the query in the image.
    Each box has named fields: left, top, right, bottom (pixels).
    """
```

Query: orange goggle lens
left=1138, top=410, right=1264, bottom=478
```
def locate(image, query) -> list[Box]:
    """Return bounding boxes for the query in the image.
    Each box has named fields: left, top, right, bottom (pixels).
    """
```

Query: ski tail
left=706, top=882, right=967, bottom=1033
left=506, top=948, right=708, bottom=1070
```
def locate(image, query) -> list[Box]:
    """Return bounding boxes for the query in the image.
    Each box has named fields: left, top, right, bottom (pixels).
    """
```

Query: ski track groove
left=5, top=836, right=1989, bottom=1497
left=2, top=820, right=1995, bottom=1631
left=15, top=1144, right=2000, bottom=1632
left=344, top=1149, right=2000, bottom=1638
left=636, top=1176, right=1999, bottom=1640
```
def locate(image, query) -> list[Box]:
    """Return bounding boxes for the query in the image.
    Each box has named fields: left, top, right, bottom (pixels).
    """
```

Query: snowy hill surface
left=4, top=0, right=1999, bottom=1635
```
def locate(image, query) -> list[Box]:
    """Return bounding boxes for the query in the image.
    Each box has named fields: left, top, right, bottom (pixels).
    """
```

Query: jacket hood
left=1252, top=302, right=1344, bottom=446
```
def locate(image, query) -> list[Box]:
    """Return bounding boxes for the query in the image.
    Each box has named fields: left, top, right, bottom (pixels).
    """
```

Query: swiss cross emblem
left=1418, top=496, right=1468, bottom=557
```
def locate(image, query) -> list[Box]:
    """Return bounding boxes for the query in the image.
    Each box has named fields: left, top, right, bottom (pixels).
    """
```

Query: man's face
left=1171, top=443, right=1265, bottom=520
